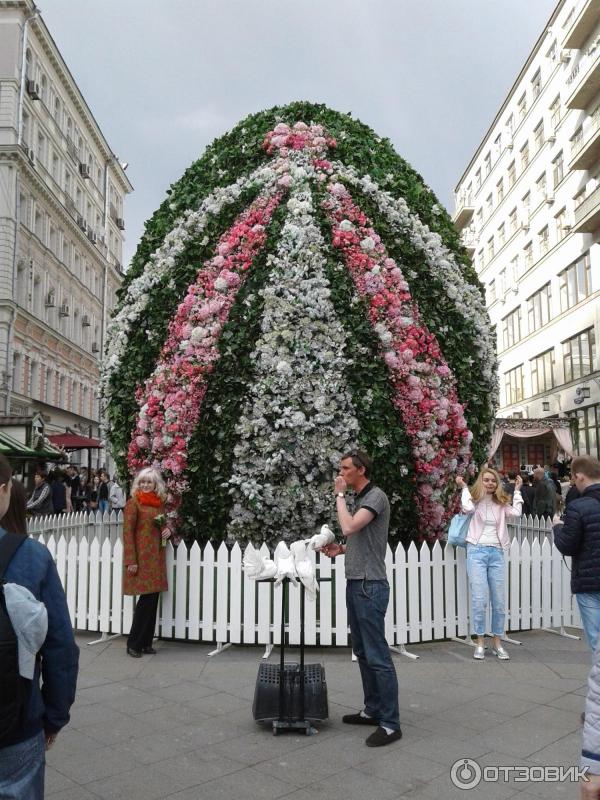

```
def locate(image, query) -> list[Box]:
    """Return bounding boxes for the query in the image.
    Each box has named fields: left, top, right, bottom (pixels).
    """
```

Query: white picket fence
left=27, top=512, right=579, bottom=647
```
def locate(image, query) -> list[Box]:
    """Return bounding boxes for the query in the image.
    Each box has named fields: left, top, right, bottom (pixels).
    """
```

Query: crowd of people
left=1, top=448, right=600, bottom=796
left=24, top=466, right=126, bottom=517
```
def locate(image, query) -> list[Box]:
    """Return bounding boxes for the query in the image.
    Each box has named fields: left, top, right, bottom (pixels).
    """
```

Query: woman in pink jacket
left=456, top=468, right=523, bottom=661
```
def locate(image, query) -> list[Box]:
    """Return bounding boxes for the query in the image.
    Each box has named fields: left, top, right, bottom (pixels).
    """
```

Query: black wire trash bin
left=252, top=576, right=330, bottom=735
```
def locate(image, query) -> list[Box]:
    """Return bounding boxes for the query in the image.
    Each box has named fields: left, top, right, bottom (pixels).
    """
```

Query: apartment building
left=453, top=0, right=600, bottom=467
left=0, top=0, right=132, bottom=456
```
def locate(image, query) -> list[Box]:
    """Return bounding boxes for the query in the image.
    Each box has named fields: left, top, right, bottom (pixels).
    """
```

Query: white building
left=453, top=0, right=600, bottom=470
left=0, top=0, right=132, bottom=462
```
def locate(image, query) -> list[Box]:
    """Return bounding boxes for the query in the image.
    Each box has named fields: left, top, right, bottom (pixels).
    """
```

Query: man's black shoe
left=141, top=647, right=157, bottom=654
left=127, top=647, right=142, bottom=658
left=342, top=712, right=379, bottom=726
left=366, top=727, right=403, bottom=747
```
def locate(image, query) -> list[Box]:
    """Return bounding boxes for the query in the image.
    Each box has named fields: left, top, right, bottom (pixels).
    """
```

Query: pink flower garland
left=128, top=191, right=283, bottom=531
left=321, top=181, right=472, bottom=539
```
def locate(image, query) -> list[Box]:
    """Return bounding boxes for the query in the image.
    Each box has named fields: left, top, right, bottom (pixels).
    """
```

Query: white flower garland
left=225, top=175, right=360, bottom=542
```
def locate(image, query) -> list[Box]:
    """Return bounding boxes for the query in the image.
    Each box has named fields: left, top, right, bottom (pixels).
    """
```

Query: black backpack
left=0, top=533, right=28, bottom=744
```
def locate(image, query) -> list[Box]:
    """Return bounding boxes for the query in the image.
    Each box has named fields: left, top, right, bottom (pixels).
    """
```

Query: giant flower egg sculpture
left=102, top=103, right=497, bottom=545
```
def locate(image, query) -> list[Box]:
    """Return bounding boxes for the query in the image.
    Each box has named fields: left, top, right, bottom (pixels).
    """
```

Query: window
left=53, top=96, right=61, bottom=127
left=574, top=189, right=586, bottom=209
left=530, top=349, right=555, bottom=395
left=487, top=237, right=495, bottom=261
left=488, top=279, right=496, bottom=303
left=36, top=132, right=46, bottom=166
left=51, top=153, right=59, bottom=182
left=502, top=307, right=522, bottom=350
left=518, top=93, right=527, bottom=122
left=498, top=268, right=506, bottom=296
left=509, top=208, right=517, bottom=233
left=559, top=253, right=592, bottom=310
left=504, top=365, right=524, bottom=404
left=29, top=360, right=39, bottom=400
left=498, top=223, right=506, bottom=246
left=524, top=241, right=533, bottom=268
left=522, top=191, right=531, bottom=220
left=538, top=225, right=549, bottom=255
left=486, top=193, right=493, bottom=217
left=532, top=69, right=541, bottom=99
left=494, top=134, right=502, bottom=159
left=508, top=161, right=516, bottom=188
left=484, top=152, right=492, bottom=177
left=563, top=328, right=597, bottom=382
left=550, top=96, right=561, bottom=131
left=566, top=405, right=600, bottom=460
left=12, top=353, right=22, bottom=395
left=548, top=41, right=558, bottom=64
left=497, top=178, right=504, bottom=203
left=475, top=168, right=482, bottom=191
left=45, top=368, right=53, bottom=404
left=572, top=125, right=583, bottom=156
left=511, top=255, right=520, bottom=281
left=506, top=114, right=514, bottom=134
left=476, top=208, right=483, bottom=230
left=520, top=142, right=530, bottom=171
left=527, top=283, right=552, bottom=331
left=552, top=151, right=564, bottom=187
left=536, top=172, right=547, bottom=198
left=555, top=207, right=568, bottom=240
left=534, top=120, right=544, bottom=150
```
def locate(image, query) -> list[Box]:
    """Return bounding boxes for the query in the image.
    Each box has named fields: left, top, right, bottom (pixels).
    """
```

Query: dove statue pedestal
left=252, top=577, right=330, bottom=735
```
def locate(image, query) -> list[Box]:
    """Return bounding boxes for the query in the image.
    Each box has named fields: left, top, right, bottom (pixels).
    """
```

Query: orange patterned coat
left=122, top=496, right=168, bottom=596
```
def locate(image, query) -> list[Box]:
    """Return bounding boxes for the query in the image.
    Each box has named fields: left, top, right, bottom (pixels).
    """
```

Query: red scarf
left=136, top=490, right=162, bottom=508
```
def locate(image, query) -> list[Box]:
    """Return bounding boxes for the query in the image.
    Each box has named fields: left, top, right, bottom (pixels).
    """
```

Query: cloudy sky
left=39, top=0, right=558, bottom=267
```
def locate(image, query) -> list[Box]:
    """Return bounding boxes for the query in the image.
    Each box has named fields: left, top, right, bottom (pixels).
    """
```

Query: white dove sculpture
left=307, top=524, right=336, bottom=551
left=274, top=542, right=298, bottom=586
left=242, top=545, right=277, bottom=580
left=290, top=540, right=318, bottom=598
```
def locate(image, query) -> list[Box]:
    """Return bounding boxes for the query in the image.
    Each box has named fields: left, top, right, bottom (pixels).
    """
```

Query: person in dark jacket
left=519, top=472, right=535, bottom=517
left=553, top=455, right=600, bottom=654
left=0, top=454, right=79, bottom=798
left=565, top=475, right=581, bottom=510
left=532, top=467, right=556, bottom=519
left=26, top=471, right=54, bottom=516
left=49, top=470, right=66, bottom=514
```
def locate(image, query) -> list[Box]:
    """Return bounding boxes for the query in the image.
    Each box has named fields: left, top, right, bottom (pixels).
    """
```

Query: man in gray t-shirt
left=321, top=451, right=401, bottom=747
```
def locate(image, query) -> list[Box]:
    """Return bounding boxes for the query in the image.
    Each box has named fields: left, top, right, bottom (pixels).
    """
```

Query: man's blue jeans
left=99, top=499, right=109, bottom=514
left=0, top=731, right=45, bottom=799
left=466, top=544, right=506, bottom=636
left=576, top=593, right=600, bottom=653
left=346, top=579, right=400, bottom=731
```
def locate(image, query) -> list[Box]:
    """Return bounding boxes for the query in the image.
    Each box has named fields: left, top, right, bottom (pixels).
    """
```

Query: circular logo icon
left=450, top=758, right=482, bottom=790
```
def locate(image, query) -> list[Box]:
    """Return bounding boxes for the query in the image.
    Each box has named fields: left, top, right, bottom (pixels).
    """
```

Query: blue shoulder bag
left=447, top=513, right=472, bottom=548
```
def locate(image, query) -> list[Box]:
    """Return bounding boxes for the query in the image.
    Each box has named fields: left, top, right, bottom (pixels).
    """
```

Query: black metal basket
left=252, top=661, right=328, bottom=722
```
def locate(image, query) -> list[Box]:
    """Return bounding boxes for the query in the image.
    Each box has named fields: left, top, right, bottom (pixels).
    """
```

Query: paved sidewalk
left=46, top=629, right=591, bottom=799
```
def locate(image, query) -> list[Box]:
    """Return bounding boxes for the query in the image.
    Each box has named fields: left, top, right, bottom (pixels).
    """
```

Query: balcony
left=452, top=191, right=475, bottom=230
left=570, top=111, right=600, bottom=169
left=573, top=183, right=600, bottom=231
left=565, top=44, right=600, bottom=109
left=563, top=0, right=600, bottom=49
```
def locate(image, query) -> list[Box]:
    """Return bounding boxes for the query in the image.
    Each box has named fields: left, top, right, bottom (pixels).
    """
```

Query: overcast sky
left=39, top=0, right=558, bottom=268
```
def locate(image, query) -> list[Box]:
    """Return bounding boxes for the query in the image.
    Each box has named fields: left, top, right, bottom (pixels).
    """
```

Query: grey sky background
left=39, top=0, right=558, bottom=268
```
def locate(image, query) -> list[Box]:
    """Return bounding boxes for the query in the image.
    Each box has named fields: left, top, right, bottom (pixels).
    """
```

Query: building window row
left=11, top=352, right=95, bottom=418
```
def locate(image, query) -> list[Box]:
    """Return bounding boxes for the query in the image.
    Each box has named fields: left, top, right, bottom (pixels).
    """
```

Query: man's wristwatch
left=336, top=492, right=345, bottom=498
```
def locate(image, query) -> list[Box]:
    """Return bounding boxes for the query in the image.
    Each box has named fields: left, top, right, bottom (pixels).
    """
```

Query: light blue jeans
left=0, top=731, right=45, bottom=799
left=466, top=544, right=506, bottom=637
left=576, top=593, right=600, bottom=654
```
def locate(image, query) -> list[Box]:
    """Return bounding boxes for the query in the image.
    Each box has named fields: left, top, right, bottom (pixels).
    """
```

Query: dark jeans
left=346, top=579, right=400, bottom=731
left=127, top=592, right=159, bottom=651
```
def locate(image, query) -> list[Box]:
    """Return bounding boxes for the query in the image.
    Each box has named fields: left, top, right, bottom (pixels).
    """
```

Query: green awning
left=0, top=431, right=65, bottom=460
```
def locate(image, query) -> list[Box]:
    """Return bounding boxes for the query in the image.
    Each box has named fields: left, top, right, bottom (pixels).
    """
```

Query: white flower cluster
left=100, top=162, right=281, bottom=396
left=225, top=178, right=360, bottom=542
left=333, top=163, right=498, bottom=416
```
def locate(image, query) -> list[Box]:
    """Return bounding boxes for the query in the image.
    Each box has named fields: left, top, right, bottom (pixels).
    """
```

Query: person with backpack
left=554, top=455, right=600, bottom=655
left=0, top=454, right=79, bottom=798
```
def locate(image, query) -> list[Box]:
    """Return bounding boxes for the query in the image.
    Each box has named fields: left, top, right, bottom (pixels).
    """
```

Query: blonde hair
left=131, top=467, right=167, bottom=500
left=469, top=467, right=510, bottom=505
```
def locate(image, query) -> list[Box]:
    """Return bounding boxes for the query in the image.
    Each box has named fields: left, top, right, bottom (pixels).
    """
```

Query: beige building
left=0, top=0, right=132, bottom=463
left=453, top=0, right=600, bottom=469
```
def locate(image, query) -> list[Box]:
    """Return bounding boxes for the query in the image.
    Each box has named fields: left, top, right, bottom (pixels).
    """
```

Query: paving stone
left=166, top=765, right=296, bottom=799
left=85, top=763, right=190, bottom=799
left=44, top=765, right=79, bottom=796
left=49, top=744, right=138, bottom=784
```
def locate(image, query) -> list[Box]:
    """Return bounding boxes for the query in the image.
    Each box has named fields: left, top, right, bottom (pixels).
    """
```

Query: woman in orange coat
left=123, top=467, right=169, bottom=657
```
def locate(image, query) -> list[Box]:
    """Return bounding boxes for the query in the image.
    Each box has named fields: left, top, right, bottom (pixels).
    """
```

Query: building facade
left=453, top=0, right=600, bottom=468
left=0, top=0, right=132, bottom=462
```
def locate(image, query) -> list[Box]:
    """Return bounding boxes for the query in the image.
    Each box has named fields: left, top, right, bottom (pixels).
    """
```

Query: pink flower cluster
left=263, top=122, right=336, bottom=159
left=321, top=181, right=471, bottom=540
left=128, top=192, right=283, bottom=531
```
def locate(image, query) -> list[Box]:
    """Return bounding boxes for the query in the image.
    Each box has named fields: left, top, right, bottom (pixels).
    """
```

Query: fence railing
left=27, top=512, right=576, bottom=647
